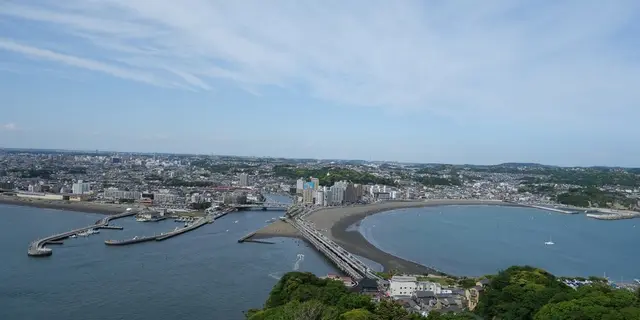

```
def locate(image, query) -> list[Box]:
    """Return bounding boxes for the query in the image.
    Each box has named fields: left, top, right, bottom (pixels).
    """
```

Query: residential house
left=465, top=286, right=484, bottom=311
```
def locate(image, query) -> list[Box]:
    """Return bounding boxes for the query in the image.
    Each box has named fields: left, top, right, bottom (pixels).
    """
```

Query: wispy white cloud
left=1, top=123, right=18, bottom=131
left=0, top=0, right=639, bottom=123
left=0, top=38, right=169, bottom=88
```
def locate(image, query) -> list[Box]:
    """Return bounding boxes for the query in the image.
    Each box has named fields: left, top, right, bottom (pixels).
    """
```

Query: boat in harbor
left=135, top=207, right=167, bottom=222
left=105, top=235, right=157, bottom=246
left=78, top=229, right=100, bottom=237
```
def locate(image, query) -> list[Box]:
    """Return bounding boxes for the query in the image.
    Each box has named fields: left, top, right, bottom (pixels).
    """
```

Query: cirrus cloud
left=0, top=0, right=638, bottom=124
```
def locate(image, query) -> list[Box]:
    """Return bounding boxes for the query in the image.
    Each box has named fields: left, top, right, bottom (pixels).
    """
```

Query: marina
left=27, top=210, right=137, bottom=257
left=104, top=208, right=234, bottom=246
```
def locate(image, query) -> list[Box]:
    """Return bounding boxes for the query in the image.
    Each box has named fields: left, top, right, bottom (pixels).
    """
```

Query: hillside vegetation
left=248, top=267, right=640, bottom=320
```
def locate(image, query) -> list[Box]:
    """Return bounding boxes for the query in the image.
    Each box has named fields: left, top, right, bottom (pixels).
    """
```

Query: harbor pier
left=27, top=210, right=136, bottom=257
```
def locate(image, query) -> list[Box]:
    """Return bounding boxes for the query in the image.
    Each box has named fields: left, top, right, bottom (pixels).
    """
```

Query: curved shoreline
left=308, top=200, right=523, bottom=275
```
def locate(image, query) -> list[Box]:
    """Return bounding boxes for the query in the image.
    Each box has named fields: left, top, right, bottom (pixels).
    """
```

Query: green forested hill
left=248, top=267, right=640, bottom=320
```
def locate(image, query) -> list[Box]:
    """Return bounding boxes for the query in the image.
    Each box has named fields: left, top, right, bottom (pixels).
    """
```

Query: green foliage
left=556, top=186, right=634, bottom=208
left=534, top=284, right=640, bottom=320
left=251, top=272, right=417, bottom=320
left=252, top=268, right=640, bottom=320
left=340, top=309, right=376, bottom=320
left=475, top=266, right=571, bottom=320
left=419, top=176, right=462, bottom=187
left=476, top=266, right=640, bottom=320
left=458, top=278, right=477, bottom=289
left=468, top=165, right=640, bottom=187
left=190, top=159, right=255, bottom=173
left=427, top=311, right=478, bottom=320
left=374, top=300, right=419, bottom=320
left=273, top=165, right=396, bottom=186
left=518, top=184, right=555, bottom=194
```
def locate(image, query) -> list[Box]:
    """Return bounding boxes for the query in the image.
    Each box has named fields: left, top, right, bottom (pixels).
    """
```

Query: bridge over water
left=286, top=209, right=382, bottom=282
left=231, top=202, right=290, bottom=210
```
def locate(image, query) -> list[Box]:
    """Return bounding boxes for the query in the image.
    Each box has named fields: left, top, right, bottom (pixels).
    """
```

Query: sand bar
left=251, top=220, right=302, bottom=240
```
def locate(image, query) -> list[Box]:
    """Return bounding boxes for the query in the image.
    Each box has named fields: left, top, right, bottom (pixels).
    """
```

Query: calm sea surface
left=5, top=203, right=638, bottom=319
left=358, top=205, right=640, bottom=280
left=0, top=197, right=336, bottom=320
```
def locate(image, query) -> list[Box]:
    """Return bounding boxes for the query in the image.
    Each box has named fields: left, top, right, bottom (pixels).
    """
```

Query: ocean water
left=358, top=205, right=640, bottom=280
left=0, top=203, right=336, bottom=320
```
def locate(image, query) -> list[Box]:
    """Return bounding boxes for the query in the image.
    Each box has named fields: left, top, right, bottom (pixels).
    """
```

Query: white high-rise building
left=329, top=184, right=345, bottom=205
left=303, top=188, right=314, bottom=204
left=324, top=190, right=332, bottom=206
left=296, top=178, right=305, bottom=193
left=239, top=173, right=249, bottom=187
left=316, top=190, right=324, bottom=206
left=72, top=180, right=91, bottom=194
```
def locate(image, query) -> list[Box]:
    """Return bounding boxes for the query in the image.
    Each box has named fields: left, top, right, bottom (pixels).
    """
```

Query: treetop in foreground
left=249, top=267, right=640, bottom=320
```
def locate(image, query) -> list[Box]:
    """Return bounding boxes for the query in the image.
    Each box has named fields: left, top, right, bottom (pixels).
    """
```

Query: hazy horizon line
left=1, top=147, right=638, bottom=169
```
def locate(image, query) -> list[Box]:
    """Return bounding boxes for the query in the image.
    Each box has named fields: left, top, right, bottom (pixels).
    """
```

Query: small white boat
left=70, top=234, right=77, bottom=238
left=234, top=220, right=238, bottom=223
left=544, top=236, right=554, bottom=245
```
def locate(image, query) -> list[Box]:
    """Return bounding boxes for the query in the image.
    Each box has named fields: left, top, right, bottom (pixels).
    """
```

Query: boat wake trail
left=268, top=273, right=282, bottom=280
left=293, top=254, right=305, bottom=271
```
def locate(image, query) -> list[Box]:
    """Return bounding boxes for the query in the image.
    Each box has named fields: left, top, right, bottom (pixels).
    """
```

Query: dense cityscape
left=2, top=149, right=640, bottom=214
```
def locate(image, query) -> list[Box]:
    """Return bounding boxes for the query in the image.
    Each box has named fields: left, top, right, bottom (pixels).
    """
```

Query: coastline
left=308, top=200, right=520, bottom=275
left=0, top=196, right=131, bottom=215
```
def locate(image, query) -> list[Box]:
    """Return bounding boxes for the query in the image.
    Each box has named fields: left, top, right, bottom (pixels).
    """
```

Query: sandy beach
left=0, top=195, right=133, bottom=215
left=251, top=220, right=302, bottom=240
left=306, top=199, right=514, bottom=275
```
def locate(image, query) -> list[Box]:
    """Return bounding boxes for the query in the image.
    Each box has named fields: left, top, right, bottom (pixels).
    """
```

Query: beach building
left=329, top=184, right=345, bottom=205
left=296, top=178, right=304, bottom=194
left=72, top=180, right=91, bottom=194
left=302, top=188, right=314, bottom=204
left=316, top=190, right=324, bottom=206
left=310, top=177, right=320, bottom=190
left=104, top=188, right=142, bottom=201
left=238, top=173, right=249, bottom=187
left=389, top=275, right=418, bottom=297
left=417, top=281, right=442, bottom=294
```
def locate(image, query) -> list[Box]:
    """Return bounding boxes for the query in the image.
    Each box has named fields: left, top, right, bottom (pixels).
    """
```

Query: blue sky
left=1, top=1, right=639, bottom=166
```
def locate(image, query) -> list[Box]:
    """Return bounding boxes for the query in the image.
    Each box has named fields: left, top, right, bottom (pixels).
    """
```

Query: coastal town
left=3, top=149, right=640, bottom=317
left=1, top=149, right=640, bottom=219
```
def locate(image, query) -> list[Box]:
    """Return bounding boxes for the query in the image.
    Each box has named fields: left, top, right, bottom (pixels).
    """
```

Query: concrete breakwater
left=104, top=216, right=210, bottom=245
left=28, top=210, right=136, bottom=257
left=523, top=204, right=576, bottom=214
left=586, top=212, right=640, bottom=220
left=105, top=208, right=232, bottom=246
